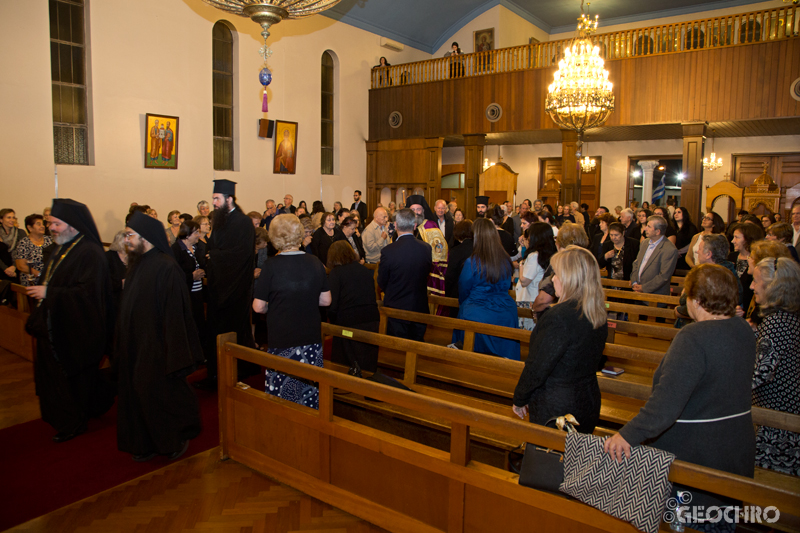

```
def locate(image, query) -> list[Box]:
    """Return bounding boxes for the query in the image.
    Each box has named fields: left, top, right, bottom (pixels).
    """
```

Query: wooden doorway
left=441, top=164, right=465, bottom=210
left=539, top=157, right=602, bottom=213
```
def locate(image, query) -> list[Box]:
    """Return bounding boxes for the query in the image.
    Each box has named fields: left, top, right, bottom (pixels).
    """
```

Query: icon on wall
left=273, top=120, right=298, bottom=174
left=144, top=113, right=179, bottom=169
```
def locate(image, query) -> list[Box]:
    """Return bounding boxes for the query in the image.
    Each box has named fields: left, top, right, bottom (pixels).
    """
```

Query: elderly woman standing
left=751, top=257, right=800, bottom=476
left=13, top=214, right=53, bottom=287
left=253, top=214, right=331, bottom=409
left=513, top=246, right=608, bottom=433
left=604, top=264, right=756, bottom=523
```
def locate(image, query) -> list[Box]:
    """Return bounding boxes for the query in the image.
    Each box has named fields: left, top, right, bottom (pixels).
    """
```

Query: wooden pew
left=0, top=283, right=35, bottom=361
left=218, top=333, right=800, bottom=533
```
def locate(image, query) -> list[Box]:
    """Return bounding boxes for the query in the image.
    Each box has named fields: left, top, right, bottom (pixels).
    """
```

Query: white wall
left=0, top=0, right=429, bottom=240
left=433, top=6, right=500, bottom=56
left=443, top=135, right=800, bottom=210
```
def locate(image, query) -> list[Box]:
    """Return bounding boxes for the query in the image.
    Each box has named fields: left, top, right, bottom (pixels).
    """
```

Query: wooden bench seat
left=218, top=332, right=800, bottom=533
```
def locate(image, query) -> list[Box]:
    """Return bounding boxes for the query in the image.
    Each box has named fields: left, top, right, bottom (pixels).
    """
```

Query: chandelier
left=545, top=1, right=614, bottom=140
left=702, top=129, right=723, bottom=171
left=580, top=154, right=596, bottom=172
left=202, top=0, right=342, bottom=111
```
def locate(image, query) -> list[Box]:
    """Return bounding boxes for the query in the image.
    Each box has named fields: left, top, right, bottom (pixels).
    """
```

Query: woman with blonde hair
left=253, top=214, right=332, bottom=410
left=512, top=246, right=608, bottom=433
left=751, top=257, right=800, bottom=475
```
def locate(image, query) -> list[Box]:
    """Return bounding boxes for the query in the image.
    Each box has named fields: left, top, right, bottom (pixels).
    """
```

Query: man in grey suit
left=630, top=215, right=678, bottom=296
left=508, top=201, right=529, bottom=243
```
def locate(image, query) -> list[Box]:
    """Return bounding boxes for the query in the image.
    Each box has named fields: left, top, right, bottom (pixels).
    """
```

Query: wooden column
left=560, top=130, right=579, bottom=206
left=424, top=137, right=443, bottom=209
left=681, top=122, right=706, bottom=224
left=464, top=134, right=486, bottom=218
left=366, top=140, right=379, bottom=215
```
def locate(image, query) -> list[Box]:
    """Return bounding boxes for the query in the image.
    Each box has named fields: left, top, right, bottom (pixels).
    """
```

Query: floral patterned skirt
left=264, top=343, right=323, bottom=410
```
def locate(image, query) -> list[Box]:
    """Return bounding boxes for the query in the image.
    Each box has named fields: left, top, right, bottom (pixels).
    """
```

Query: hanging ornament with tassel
left=257, top=22, right=273, bottom=112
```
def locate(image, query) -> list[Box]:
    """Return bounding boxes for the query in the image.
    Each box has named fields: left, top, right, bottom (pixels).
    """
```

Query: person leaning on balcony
left=444, top=42, right=464, bottom=78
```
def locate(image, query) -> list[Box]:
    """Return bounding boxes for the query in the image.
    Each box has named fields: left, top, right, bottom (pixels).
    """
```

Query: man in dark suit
left=433, top=199, right=454, bottom=246
left=351, top=190, right=368, bottom=222
left=630, top=215, right=678, bottom=295
left=377, top=208, right=432, bottom=342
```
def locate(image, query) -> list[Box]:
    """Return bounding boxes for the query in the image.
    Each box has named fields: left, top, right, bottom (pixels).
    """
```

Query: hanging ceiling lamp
left=702, top=129, right=723, bottom=171
left=202, top=0, right=343, bottom=111
left=545, top=1, right=614, bottom=161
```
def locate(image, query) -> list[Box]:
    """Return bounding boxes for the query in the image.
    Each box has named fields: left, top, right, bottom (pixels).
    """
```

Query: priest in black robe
left=116, top=211, right=203, bottom=461
left=25, top=199, right=115, bottom=442
left=194, top=179, right=256, bottom=390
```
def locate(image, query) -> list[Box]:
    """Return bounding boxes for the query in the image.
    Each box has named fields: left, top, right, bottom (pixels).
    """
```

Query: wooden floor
left=0, top=348, right=39, bottom=430
left=1, top=348, right=385, bottom=533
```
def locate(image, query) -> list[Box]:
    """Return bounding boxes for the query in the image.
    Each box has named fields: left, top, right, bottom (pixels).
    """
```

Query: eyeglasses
left=124, top=232, right=138, bottom=239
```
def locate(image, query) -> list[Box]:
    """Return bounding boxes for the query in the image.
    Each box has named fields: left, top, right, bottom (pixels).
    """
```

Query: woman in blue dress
left=452, top=218, right=520, bottom=360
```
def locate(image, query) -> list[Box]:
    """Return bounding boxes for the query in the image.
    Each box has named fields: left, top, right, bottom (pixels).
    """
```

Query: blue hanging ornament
left=259, top=67, right=272, bottom=112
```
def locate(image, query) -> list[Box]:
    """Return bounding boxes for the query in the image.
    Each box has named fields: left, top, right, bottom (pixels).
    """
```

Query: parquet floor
left=0, top=348, right=39, bottom=430
left=2, top=348, right=385, bottom=533
left=10, top=448, right=386, bottom=533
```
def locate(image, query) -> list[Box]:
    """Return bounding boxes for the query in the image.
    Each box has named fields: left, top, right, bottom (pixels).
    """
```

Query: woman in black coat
left=310, top=212, right=345, bottom=266
left=513, top=246, right=608, bottom=433
left=327, top=241, right=380, bottom=374
left=171, top=221, right=206, bottom=345
left=597, top=222, right=640, bottom=281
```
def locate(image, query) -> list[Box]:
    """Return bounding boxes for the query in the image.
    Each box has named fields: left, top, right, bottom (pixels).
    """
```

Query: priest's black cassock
left=116, top=213, right=203, bottom=456
left=206, top=196, right=255, bottom=379
left=27, top=199, right=115, bottom=436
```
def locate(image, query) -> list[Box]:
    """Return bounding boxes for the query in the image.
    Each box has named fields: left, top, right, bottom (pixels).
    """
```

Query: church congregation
left=3, top=0, right=800, bottom=530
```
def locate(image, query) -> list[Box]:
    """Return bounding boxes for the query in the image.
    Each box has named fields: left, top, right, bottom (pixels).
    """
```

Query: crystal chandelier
left=580, top=154, right=596, bottom=172
left=545, top=1, right=614, bottom=139
left=202, top=0, right=342, bottom=111
left=702, top=129, right=723, bottom=171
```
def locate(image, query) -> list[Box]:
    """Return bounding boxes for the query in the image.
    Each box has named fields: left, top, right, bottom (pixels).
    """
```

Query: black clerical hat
left=405, top=194, right=435, bottom=222
left=475, top=195, right=490, bottom=206
left=213, top=179, right=236, bottom=196
left=50, top=198, right=102, bottom=245
left=128, top=211, right=173, bottom=257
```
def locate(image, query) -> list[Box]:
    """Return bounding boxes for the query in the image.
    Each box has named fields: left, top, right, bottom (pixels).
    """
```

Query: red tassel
left=262, top=91, right=268, bottom=112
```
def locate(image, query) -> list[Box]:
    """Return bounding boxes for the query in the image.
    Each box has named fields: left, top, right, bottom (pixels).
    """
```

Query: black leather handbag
left=510, top=414, right=578, bottom=492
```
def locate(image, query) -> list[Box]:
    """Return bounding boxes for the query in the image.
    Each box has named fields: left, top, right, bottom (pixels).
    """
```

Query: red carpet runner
left=0, top=385, right=220, bottom=531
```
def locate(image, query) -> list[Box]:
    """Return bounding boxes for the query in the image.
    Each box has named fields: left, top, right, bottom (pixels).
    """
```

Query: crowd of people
left=1, top=189, right=798, bottom=524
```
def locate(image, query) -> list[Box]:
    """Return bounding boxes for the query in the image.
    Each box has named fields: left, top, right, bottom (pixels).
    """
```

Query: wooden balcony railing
left=371, top=4, right=799, bottom=88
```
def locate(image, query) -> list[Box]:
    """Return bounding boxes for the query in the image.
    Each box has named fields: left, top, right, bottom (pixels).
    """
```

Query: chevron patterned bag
left=559, top=432, right=675, bottom=533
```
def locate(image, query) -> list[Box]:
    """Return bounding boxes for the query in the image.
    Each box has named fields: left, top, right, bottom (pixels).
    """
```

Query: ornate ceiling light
left=202, top=0, right=343, bottom=111
left=580, top=154, right=596, bottom=173
left=545, top=1, right=614, bottom=163
left=702, top=129, right=723, bottom=171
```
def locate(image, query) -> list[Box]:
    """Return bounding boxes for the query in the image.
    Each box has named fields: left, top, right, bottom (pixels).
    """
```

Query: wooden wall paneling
left=735, top=155, right=774, bottom=187
left=682, top=122, right=707, bottom=224
left=425, top=138, right=443, bottom=208
left=368, top=40, right=800, bottom=142
left=561, top=130, right=579, bottom=206
left=580, top=157, right=602, bottom=214
left=366, top=141, right=379, bottom=215
left=463, top=135, right=486, bottom=218
left=539, top=158, right=563, bottom=208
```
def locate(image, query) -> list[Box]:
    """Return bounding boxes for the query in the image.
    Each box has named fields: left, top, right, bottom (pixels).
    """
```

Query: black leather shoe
left=133, top=451, right=157, bottom=462
left=52, top=423, right=87, bottom=443
left=167, top=440, right=190, bottom=461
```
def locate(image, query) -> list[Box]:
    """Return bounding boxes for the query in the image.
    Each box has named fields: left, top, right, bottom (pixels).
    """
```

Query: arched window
left=213, top=22, right=234, bottom=171
left=50, top=0, right=90, bottom=165
left=321, top=51, right=334, bottom=175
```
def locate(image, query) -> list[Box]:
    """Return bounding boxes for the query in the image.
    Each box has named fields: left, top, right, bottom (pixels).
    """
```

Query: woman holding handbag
left=604, top=264, right=756, bottom=529
left=512, top=245, right=608, bottom=433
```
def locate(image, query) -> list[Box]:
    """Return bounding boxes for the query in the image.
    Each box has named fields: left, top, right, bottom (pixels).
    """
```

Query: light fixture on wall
left=483, top=145, right=502, bottom=171
left=579, top=141, right=595, bottom=172
left=545, top=0, right=615, bottom=160
left=202, top=0, right=343, bottom=112
left=702, top=129, right=723, bottom=171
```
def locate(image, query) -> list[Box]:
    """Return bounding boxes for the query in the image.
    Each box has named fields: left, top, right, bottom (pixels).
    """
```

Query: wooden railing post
left=403, top=350, right=418, bottom=387
left=217, top=331, right=237, bottom=460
